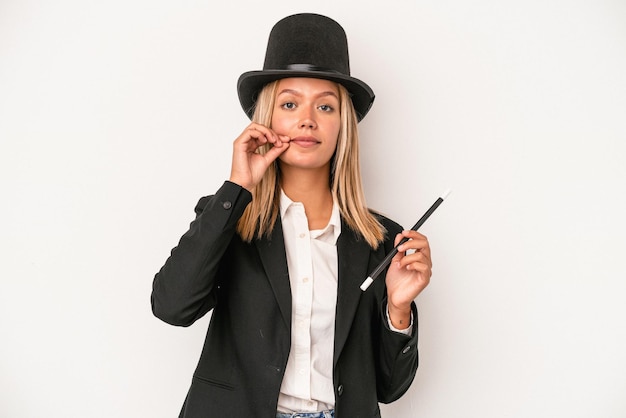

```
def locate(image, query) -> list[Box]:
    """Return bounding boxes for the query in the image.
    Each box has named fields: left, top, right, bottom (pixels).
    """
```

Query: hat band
left=282, top=63, right=344, bottom=75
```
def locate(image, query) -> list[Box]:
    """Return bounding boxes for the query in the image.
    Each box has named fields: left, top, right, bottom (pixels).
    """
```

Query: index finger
left=397, top=231, right=430, bottom=254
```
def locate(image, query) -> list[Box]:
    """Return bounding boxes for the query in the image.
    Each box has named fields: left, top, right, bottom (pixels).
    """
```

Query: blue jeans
left=276, top=411, right=334, bottom=418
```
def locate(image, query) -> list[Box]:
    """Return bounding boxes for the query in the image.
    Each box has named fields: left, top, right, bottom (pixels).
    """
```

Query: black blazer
left=151, top=181, right=419, bottom=418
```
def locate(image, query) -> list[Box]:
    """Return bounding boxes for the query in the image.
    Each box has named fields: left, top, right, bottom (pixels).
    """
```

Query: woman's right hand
left=228, top=123, right=291, bottom=191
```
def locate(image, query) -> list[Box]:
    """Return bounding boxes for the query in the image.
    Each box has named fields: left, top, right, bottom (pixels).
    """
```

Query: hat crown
left=263, top=13, right=350, bottom=76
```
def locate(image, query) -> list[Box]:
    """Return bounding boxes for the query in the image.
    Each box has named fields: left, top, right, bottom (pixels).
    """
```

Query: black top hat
left=237, top=13, right=375, bottom=122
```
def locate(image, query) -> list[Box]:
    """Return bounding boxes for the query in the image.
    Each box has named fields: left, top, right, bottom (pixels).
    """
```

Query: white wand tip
left=441, top=189, right=452, bottom=200
left=360, top=277, right=374, bottom=291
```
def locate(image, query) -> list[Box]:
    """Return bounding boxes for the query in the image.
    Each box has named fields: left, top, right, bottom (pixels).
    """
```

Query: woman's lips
left=290, top=136, right=320, bottom=148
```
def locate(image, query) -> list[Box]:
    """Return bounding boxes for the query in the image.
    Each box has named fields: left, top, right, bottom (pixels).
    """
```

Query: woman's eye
left=319, top=104, right=334, bottom=112
left=281, top=102, right=296, bottom=110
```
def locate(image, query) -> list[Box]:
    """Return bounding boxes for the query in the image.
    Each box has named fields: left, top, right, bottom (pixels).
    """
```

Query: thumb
left=390, top=233, right=404, bottom=265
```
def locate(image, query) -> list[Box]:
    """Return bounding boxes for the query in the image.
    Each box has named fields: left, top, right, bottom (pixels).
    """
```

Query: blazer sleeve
left=376, top=299, right=419, bottom=403
left=151, top=181, right=252, bottom=327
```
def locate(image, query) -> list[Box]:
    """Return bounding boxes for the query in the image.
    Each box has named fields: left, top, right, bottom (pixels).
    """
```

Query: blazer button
left=222, top=201, right=232, bottom=210
left=402, top=345, right=412, bottom=354
left=337, top=384, right=344, bottom=396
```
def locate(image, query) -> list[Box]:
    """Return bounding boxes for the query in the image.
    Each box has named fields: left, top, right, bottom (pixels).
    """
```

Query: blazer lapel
left=254, top=218, right=292, bottom=333
left=333, top=221, right=372, bottom=366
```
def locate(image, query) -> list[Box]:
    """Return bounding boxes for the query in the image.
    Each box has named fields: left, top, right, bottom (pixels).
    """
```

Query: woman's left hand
left=385, top=230, right=432, bottom=327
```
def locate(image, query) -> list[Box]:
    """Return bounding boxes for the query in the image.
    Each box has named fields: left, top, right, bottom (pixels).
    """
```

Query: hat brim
left=237, top=70, right=375, bottom=122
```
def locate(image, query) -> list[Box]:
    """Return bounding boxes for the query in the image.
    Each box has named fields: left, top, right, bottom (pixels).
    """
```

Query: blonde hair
left=236, top=80, right=385, bottom=248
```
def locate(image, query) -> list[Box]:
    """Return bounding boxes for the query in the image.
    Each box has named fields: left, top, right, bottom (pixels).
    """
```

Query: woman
left=151, top=13, right=432, bottom=418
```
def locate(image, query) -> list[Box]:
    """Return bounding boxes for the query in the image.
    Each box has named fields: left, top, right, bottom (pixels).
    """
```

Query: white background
left=1, top=1, right=625, bottom=417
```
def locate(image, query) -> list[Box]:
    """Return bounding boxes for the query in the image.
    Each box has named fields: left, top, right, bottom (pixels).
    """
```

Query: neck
left=280, top=165, right=333, bottom=230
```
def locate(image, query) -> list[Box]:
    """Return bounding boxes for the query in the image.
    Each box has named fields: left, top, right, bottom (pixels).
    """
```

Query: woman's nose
left=298, top=108, right=317, bottom=129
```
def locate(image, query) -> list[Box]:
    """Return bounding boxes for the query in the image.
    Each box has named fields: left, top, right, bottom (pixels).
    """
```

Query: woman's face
left=271, top=77, right=341, bottom=172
